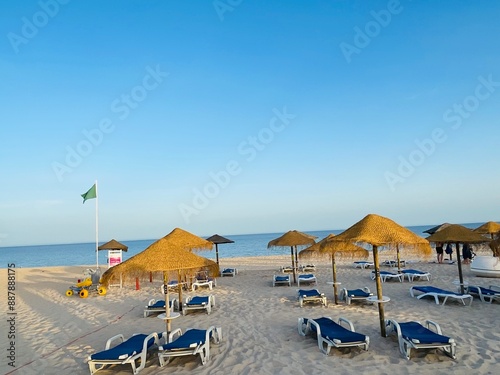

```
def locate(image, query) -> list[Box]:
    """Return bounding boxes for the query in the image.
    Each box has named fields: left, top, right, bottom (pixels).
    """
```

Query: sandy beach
left=1, top=250, right=499, bottom=375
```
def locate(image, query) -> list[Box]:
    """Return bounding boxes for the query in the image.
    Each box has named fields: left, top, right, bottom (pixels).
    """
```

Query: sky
left=1, top=0, right=500, bottom=247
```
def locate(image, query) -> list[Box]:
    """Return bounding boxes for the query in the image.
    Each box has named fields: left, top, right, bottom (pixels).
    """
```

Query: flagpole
left=95, top=180, right=99, bottom=270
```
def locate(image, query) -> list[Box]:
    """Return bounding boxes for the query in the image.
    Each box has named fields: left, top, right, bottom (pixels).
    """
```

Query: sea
left=0, top=223, right=485, bottom=269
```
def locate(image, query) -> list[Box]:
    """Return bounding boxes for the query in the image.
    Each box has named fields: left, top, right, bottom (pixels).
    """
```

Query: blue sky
left=1, top=0, right=499, bottom=247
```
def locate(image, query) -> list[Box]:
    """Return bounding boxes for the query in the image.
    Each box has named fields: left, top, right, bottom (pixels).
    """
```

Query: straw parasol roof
left=474, top=221, right=500, bottom=239
left=206, top=234, right=235, bottom=265
left=268, top=230, right=318, bottom=248
left=97, top=239, right=128, bottom=251
left=100, top=228, right=217, bottom=333
left=426, top=224, right=489, bottom=294
left=300, top=234, right=368, bottom=304
left=326, top=214, right=431, bottom=336
left=423, top=223, right=452, bottom=235
left=268, top=230, right=317, bottom=284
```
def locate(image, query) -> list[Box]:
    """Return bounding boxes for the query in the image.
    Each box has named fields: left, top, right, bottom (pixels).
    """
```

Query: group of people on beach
left=435, top=242, right=473, bottom=264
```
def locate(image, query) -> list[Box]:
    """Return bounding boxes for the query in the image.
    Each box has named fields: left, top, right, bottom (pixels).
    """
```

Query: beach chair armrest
left=105, top=334, right=125, bottom=350
left=424, top=320, right=443, bottom=335
left=338, top=317, right=355, bottom=332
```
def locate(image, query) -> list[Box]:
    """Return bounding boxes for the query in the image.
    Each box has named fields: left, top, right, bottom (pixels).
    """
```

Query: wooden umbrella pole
left=373, top=245, right=386, bottom=337
left=177, top=269, right=183, bottom=312
left=215, top=244, right=219, bottom=265
left=332, top=253, right=338, bottom=305
left=163, top=272, right=171, bottom=335
left=396, top=245, right=401, bottom=273
left=291, top=246, right=297, bottom=284
left=456, top=242, right=465, bottom=294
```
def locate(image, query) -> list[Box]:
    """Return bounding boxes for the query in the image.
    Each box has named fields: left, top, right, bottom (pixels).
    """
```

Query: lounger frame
left=385, top=319, right=456, bottom=360
left=158, top=326, right=222, bottom=367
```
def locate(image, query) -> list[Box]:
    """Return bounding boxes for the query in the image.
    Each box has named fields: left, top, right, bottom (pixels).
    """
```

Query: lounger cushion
left=187, top=296, right=209, bottom=305
left=347, top=289, right=370, bottom=297
left=312, top=318, right=366, bottom=344
left=275, top=276, right=289, bottom=282
left=162, top=329, right=206, bottom=350
left=298, top=289, right=321, bottom=297
left=147, top=300, right=165, bottom=309
left=403, top=269, right=426, bottom=275
left=414, top=286, right=455, bottom=295
left=90, top=334, right=154, bottom=360
left=299, top=274, right=315, bottom=279
left=399, top=322, right=451, bottom=344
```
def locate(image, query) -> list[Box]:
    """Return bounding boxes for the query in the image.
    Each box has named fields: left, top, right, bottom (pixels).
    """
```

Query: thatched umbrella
left=300, top=234, right=368, bottom=304
left=423, top=223, right=452, bottom=235
left=101, top=228, right=217, bottom=334
left=205, top=234, right=235, bottom=265
left=326, top=214, right=431, bottom=336
left=474, top=221, right=500, bottom=240
left=426, top=224, right=489, bottom=294
left=97, top=239, right=128, bottom=251
left=268, top=230, right=317, bottom=284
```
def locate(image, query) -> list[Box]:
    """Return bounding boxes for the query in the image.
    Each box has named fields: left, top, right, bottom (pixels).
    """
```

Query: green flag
left=81, top=184, right=97, bottom=204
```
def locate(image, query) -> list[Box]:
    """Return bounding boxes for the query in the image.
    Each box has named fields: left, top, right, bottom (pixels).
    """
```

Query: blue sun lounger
left=88, top=332, right=162, bottom=374
left=297, top=273, right=317, bottom=287
left=402, top=269, right=431, bottom=282
left=371, top=270, right=403, bottom=282
left=297, top=289, right=327, bottom=307
left=158, top=326, right=222, bottom=367
left=410, top=286, right=473, bottom=305
left=182, top=295, right=215, bottom=315
left=273, top=274, right=291, bottom=286
left=465, top=285, right=500, bottom=303
left=297, top=317, right=369, bottom=355
left=144, top=298, right=176, bottom=318
left=339, top=287, right=373, bottom=305
left=385, top=319, right=456, bottom=360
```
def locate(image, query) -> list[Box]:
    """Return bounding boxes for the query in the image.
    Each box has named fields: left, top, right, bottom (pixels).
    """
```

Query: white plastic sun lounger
left=353, top=261, right=374, bottom=269
left=273, top=274, right=291, bottom=286
left=88, top=332, right=162, bottom=374
left=465, top=285, right=500, bottom=303
left=385, top=319, right=456, bottom=360
left=297, top=289, right=327, bottom=307
left=402, top=269, right=431, bottom=282
left=410, top=286, right=473, bottom=305
left=143, top=298, right=176, bottom=318
left=297, top=274, right=317, bottom=287
left=298, top=316, right=369, bottom=355
left=371, top=270, right=403, bottom=282
left=182, top=295, right=215, bottom=315
left=339, top=287, right=373, bottom=305
left=158, top=326, right=222, bottom=367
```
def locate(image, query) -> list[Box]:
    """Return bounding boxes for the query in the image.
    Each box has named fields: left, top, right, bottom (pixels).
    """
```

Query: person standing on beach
left=445, top=243, right=453, bottom=261
left=436, top=242, right=444, bottom=263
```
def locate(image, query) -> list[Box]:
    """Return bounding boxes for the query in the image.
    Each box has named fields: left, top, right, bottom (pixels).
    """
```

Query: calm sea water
left=0, top=223, right=483, bottom=268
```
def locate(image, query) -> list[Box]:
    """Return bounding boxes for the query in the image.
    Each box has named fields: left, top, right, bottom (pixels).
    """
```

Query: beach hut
left=426, top=224, right=489, bottom=293
left=101, top=228, right=217, bottom=334
left=205, top=234, right=235, bottom=265
left=268, top=230, right=317, bottom=284
left=325, top=214, right=431, bottom=336
left=300, top=234, right=368, bottom=304
left=98, top=239, right=128, bottom=268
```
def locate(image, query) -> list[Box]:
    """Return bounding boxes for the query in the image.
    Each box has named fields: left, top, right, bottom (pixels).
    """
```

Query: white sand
left=1, top=251, right=499, bottom=375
